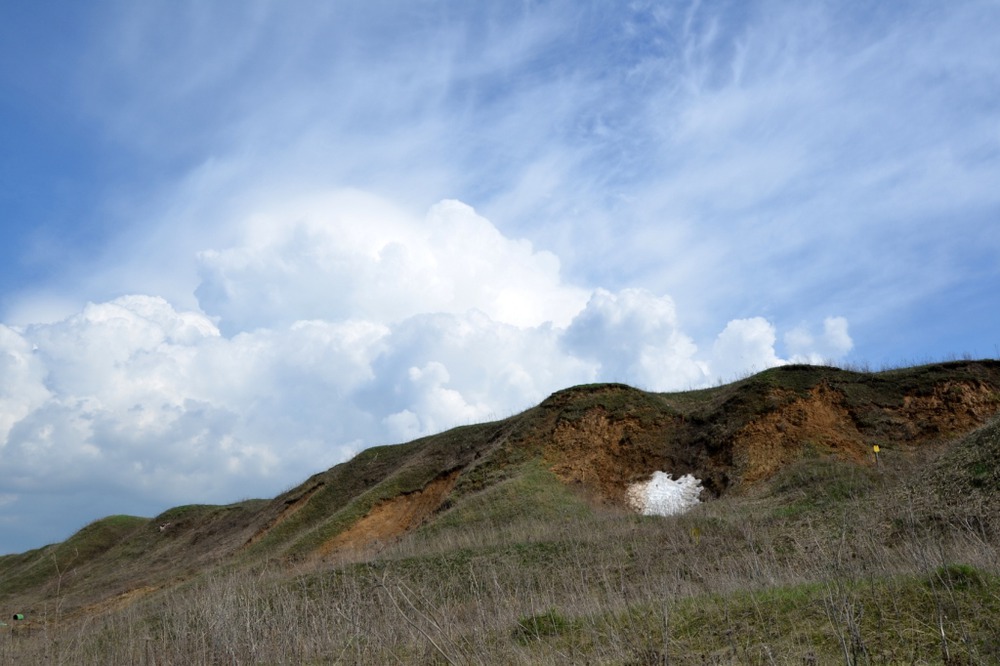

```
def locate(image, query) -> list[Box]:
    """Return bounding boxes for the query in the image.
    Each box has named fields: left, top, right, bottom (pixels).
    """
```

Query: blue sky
left=1, top=0, right=998, bottom=554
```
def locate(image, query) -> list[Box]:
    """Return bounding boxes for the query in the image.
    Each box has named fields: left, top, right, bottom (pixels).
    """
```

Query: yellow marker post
left=873, top=444, right=881, bottom=469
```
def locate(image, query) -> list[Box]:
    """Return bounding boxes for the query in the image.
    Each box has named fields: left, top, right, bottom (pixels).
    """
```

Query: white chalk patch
left=627, top=471, right=703, bottom=516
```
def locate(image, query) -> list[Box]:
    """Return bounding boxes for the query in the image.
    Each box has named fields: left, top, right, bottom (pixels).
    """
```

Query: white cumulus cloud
left=195, top=191, right=589, bottom=334
left=0, top=195, right=854, bottom=554
left=785, top=316, right=854, bottom=364
left=711, top=317, right=786, bottom=382
left=563, top=288, right=708, bottom=390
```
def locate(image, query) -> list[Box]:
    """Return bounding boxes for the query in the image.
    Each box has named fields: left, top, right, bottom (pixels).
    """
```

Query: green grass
left=417, top=460, right=593, bottom=538
left=497, top=568, right=1000, bottom=664
left=249, top=420, right=515, bottom=558
left=6, top=475, right=1000, bottom=664
left=0, top=515, right=148, bottom=598
left=513, top=608, right=579, bottom=644
left=244, top=440, right=425, bottom=556
left=766, top=455, right=878, bottom=520
left=542, top=382, right=681, bottom=427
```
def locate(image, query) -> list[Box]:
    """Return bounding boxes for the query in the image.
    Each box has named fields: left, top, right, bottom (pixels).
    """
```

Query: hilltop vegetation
left=2, top=361, right=1000, bottom=663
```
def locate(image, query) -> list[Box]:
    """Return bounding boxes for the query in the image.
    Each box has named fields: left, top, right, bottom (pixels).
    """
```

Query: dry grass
left=3, top=449, right=999, bottom=665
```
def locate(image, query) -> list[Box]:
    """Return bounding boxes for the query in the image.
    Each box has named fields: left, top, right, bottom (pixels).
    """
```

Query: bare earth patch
left=545, top=408, right=676, bottom=504
left=732, top=384, right=867, bottom=486
left=316, top=471, right=460, bottom=558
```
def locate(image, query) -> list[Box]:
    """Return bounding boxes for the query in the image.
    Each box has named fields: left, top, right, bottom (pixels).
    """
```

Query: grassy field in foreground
left=2, top=449, right=999, bottom=665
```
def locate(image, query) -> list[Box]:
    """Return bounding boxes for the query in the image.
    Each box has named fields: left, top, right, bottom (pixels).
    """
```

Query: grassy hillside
left=2, top=361, right=1000, bottom=663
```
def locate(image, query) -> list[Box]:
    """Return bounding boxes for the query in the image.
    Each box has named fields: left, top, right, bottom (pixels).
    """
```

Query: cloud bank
left=0, top=193, right=851, bottom=553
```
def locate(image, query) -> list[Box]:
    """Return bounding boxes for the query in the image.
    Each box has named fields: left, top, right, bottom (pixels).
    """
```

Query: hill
left=2, top=360, right=1000, bottom=663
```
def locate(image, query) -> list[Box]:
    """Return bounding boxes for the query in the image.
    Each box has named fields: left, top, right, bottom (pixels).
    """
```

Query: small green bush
left=513, top=608, right=575, bottom=643
left=931, top=563, right=985, bottom=591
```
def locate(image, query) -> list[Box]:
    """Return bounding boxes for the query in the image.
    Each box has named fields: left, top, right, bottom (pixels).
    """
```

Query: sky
left=1, top=0, right=998, bottom=554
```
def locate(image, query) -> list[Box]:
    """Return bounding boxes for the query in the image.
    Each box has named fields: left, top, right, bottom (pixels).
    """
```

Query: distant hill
left=3, top=360, right=1000, bottom=664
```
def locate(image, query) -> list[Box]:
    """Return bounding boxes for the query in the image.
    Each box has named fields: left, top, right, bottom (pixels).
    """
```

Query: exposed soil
left=720, top=379, right=996, bottom=486
left=545, top=408, right=678, bottom=505
left=731, top=384, right=868, bottom=486
left=316, top=470, right=460, bottom=558
left=893, top=380, right=1000, bottom=440
left=540, top=377, right=1000, bottom=503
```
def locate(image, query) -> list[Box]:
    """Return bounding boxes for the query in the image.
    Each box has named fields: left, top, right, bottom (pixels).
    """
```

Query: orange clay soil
left=316, top=470, right=460, bottom=559
left=545, top=407, right=679, bottom=505
left=894, top=379, right=1000, bottom=438
left=543, top=379, right=1000, bottom=499
left=730, top=384, right=868, bottom=486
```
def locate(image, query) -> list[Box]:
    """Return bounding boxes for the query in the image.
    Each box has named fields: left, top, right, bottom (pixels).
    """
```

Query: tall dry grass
left=2, top=457, right=998, bottom=664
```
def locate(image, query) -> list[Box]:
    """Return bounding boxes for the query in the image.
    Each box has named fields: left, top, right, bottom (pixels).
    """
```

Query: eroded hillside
left=3, top=361, right=1000, bottom=620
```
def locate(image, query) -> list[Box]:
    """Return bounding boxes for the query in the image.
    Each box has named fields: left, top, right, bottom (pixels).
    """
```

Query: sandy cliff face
left=305, top=369, right=1000, bottom=553
left=537, top=374, right=1000, bottom=503
left=730, top=384, right=867, bottom=486
left=546, top=408, right=678, bottom=504
left=316, top=470, right=460, bottom=558
left=895, top=380, right=1000, bottom=438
